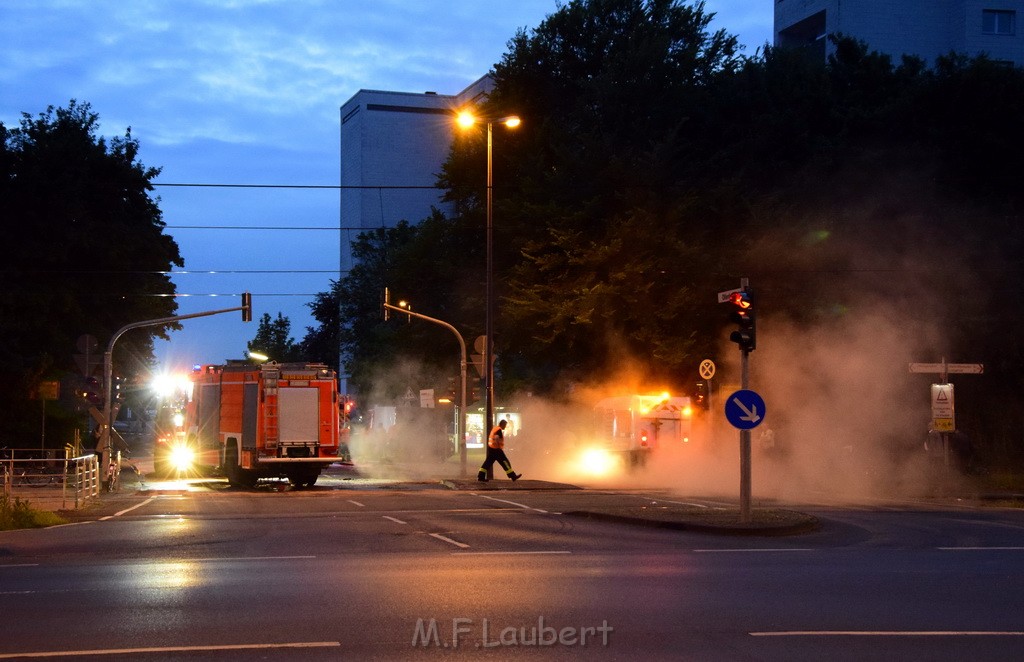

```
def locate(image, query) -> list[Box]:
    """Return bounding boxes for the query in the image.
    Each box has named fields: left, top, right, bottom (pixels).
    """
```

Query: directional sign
left=699, top=359, right=716, bottom=380
left=909, top=363, right=984, bottom=374
left=724, top=389, right=766, bottom=430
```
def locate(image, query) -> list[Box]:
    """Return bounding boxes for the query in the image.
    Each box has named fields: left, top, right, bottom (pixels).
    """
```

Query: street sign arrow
left=724, top=389, right=766, bottom=430
left=732, top=397, right=760, bottom=423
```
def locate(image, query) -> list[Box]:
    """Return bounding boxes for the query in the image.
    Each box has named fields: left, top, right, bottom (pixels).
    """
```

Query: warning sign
left=931, top=383, right=954, bottom=432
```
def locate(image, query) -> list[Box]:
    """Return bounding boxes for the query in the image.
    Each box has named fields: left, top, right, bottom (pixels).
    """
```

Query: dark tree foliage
left=0, top=101, right=182, bottom=443
left=307, top=212, right=485, bottom=400
left=247, top=313, right=303, bottom=363
left=437, top=0, right=741, bottom=390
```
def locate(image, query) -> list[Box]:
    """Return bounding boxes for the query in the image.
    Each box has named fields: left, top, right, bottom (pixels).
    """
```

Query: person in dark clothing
left=477, top=419, right=521, bottom=482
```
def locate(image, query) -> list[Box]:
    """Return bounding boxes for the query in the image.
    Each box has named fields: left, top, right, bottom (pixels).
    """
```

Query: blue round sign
left=724, top=389, right=766, bottom=430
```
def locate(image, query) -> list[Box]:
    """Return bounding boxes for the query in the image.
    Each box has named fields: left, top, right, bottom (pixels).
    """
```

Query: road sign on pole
left=931, top=383, right=954, bottom=432
left=908, top=358, right=983, bottom=384
left=699, top=359, right=716, bottom=380
left=725, top=389, right=766, bottom=430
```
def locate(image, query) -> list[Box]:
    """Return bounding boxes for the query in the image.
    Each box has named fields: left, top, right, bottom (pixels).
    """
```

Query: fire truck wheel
left=287, top=472, right=318, bottom=488
left=224, top=444, right=256, bottom=488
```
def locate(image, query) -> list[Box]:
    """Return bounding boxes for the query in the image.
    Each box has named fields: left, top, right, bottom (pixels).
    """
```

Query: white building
left=338, top=77, right=491, bottom=274
left=775, top=0, right=1024, bottom=66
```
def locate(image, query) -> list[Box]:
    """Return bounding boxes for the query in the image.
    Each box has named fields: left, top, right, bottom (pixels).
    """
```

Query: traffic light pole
left=738, top=276, right=752, bottom=523
left=739, top=346, right=751, bottom=523
left=101, top=297, right=252, bottom=468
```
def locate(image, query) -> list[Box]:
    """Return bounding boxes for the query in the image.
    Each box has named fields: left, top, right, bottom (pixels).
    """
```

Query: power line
left=164, top=225, right=404, bottom=231
left=154, top=182, right=445, bottom=189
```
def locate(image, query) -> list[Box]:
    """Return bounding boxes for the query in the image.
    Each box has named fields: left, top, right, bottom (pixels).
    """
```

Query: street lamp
left=383, top=290, right=469, bottom=476
left=456, top=110, right=520, bottom=436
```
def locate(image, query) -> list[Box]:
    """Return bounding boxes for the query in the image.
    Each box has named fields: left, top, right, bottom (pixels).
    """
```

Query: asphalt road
left=2, top=478, right=1024, bottom=661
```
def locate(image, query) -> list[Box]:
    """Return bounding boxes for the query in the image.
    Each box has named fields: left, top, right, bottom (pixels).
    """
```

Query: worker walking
left=477, top=419, right=522, bottom=482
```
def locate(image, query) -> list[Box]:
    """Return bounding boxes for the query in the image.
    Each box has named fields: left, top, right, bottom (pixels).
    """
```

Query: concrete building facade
left=338, top=77, right=491, bottom=274
left=775, top=0, right=1024, bottom=66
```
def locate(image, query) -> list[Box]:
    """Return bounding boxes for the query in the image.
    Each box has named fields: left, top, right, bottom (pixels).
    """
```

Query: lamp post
left=456, top=111, right=520, bottom=436
left=383, top=292, right=469, bottom=476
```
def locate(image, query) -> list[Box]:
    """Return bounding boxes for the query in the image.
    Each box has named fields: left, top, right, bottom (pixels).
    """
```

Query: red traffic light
left=728, top=289, right=756, bottom=351
left=729, top=291, right=751, bottom=308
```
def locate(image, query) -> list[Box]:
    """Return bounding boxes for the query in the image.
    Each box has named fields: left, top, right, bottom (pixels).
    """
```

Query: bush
left=0, top=495, right=67, bottom=530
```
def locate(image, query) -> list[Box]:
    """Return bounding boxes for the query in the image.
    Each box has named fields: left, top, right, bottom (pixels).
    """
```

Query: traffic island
left=565, top=505, right=820, bottom=536
left=441, top=478, right=582, bottom=491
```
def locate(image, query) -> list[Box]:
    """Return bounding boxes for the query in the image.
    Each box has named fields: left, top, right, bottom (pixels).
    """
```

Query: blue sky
left=0, top=1, right=772, bottom=374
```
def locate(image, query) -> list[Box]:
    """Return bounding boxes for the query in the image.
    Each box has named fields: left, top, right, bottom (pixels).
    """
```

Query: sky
left=0, top=0, right=773, bottom=374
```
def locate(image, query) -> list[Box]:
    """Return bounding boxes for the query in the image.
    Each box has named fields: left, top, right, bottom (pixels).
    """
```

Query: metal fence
left=0, top=450, right=102, bottom=509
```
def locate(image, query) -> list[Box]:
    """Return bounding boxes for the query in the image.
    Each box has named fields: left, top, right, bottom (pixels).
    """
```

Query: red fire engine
left=590, top=393, right=694, bottom=467
left=180, top=361, right=342, bottom=487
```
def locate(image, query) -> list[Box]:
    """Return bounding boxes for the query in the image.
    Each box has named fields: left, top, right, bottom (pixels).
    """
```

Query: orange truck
left=591, top=393, right=694, bottom=467
left=174, top=361, right=342, bottom=487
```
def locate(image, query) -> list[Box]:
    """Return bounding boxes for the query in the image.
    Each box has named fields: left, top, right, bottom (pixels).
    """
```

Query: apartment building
left=338, top=76, right=491, bottom=274
left=775, top=0, right=1024, bottom=66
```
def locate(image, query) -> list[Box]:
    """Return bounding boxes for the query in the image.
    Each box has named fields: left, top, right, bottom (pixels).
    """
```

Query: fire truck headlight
left=169, top=444, right=196, bottom=472
left=581, top=448, right=617, bottom=476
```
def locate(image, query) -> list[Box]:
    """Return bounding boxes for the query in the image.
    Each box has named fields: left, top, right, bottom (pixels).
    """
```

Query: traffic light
left=728, top=289, right=756, bottom=351
left=694, top=382, right=709, bottom=411
left=80, top=376, right=104, bottom=407
left=241, top=291, right=252, bottom=322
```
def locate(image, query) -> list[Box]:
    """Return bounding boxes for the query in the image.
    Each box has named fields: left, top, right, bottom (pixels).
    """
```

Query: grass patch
left=0, top=495, right=68, bottom=531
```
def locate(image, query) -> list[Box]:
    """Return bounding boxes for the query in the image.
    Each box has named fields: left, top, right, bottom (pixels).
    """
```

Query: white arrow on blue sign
left=724, top=389, right=766, bottom=430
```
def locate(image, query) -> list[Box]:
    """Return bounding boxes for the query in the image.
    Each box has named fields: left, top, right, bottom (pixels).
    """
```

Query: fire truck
left=173, top=361, right=342, bottom=487
left=591, top=393, right=694, bottom=467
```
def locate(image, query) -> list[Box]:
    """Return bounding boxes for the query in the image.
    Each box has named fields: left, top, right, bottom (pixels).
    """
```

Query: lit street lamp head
left=455, top=110, right=521, bottom=130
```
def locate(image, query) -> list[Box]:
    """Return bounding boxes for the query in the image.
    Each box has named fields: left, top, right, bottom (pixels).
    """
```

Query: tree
left=306, top=214, right=483, bottom=400
left=439, top=0, right=741, bottom=391
left=0, top=101, right=182, bottom=443
left=247, top=313, right=303, bottom=362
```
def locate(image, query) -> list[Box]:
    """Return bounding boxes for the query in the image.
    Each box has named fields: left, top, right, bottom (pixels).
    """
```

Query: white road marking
left=347, top=499, right=365, bottom=507
left=99, top=496, right=159, bottom=520
left=453, top=550, right=571, bottom=555
left=429, top=533, right=470, bottom=549
left=0, top=641, right=341, bottom=658
left=694, top=548, right=814, bottom=553
left=750, top=631, right=1024, bottom=637
left=937, top=546, right=1024, bottom=551
left=475, top=494, right=548, bottom=513
left=382, top=515, right=407, bottom=525
left=187, top=556, right=314, bottom=562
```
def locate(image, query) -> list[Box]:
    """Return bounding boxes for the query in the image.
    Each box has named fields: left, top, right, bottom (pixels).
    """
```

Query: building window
left=982, top=9, right=1016, bottom=35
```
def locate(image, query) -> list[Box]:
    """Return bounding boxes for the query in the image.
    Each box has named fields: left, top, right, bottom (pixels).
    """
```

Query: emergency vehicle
left=591, top=393, right=694, bottom=466
left=162, top=361, right=342, bottom=487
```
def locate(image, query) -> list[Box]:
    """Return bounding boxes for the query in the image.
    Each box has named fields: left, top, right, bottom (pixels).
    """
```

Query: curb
left=563, top=509, right=821, bottom=537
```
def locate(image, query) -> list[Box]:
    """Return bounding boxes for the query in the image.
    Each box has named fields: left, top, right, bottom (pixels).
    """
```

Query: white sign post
left=909, top=358, right=982, bottom=469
